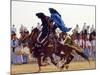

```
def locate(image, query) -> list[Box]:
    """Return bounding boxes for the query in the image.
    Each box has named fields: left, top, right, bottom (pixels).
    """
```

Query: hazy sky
left=12, top=1, right=95, bottom=36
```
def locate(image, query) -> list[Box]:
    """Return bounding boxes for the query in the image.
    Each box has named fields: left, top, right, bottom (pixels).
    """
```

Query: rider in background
left=49, top=8, right=72, bottom=33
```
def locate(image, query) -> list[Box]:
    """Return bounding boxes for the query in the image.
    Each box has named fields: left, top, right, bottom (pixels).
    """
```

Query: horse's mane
left=29, top=28, right=40, bottom=41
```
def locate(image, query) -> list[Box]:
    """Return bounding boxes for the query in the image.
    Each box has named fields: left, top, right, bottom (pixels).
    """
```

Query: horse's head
left=30, top=28, right=40, bottom=41
left=27, top=28, right=40, bottom=52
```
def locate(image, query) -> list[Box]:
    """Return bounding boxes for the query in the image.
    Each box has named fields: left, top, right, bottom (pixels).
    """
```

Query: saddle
left=35, top=42, right=43, bottom=48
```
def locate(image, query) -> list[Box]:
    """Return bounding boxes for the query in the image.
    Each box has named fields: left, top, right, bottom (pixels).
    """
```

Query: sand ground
left=11, top=60, right=96, bottom=75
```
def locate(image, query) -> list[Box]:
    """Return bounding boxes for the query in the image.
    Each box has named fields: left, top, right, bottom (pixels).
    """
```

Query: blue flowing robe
left=51, top=13, right=71, bottom=32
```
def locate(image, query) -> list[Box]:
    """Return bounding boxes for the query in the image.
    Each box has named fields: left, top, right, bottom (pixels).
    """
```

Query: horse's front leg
left=60, top=54, right=74, bottom=70
left=58, top=53, right=69, bottom=70
left=57, top=57, right=66, bottom=71
left=50, top=55, right=57, bottom=66
left=37, top=57, right=42, bottom=72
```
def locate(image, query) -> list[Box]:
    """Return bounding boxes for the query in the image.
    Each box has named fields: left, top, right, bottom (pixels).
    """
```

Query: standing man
left=11, top=24, right=16, bottom=35
left=90, top=32, right=96, bottom=60
left=11, top=33, right=22, bottom=64
left=11, top=33, right=19, bottom=52
left=20, top=24, right=25, bottom=33
left=90, top=24, right=95, bottom=33
left=73, top=24, right=79, bottom=34
left=82, top=22, right=87, bottom=34
left=84, top=36, right=91, bottom=58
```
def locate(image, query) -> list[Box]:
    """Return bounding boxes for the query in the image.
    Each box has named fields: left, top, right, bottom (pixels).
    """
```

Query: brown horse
left=55, top=32, right=90, bottom=70
left=28, top=12, right=90, bottom=71
left=28, top=27, right=90, bottom=72
left=56, top=42, right=90, bottom=70
left=29, top=27, right=58, bottom=72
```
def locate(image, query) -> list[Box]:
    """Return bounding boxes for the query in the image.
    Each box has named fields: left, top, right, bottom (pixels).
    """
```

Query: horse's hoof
left=61, top=65, right=64, bottom=69
left=60, top=67, right=63, bottom=71
left=38, top=69, right=41, bottom=72
left=66, top=66, right=69, bottom=69
left=37, top=70, right=40, bottom=73
left=40, top=63, right=47, bottom=66
left=53, top=62, right=57, bottom=66
left=60, top=65, right=64, bottom=71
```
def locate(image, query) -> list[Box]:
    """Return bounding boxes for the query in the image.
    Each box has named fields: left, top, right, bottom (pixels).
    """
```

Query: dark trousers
left=12, top=47, right=15, bottom=52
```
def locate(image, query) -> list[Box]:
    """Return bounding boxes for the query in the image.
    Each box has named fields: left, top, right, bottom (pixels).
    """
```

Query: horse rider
left=11, top=24, right=16, bottom=35
left=36, top=12, right=54, bottom=44
left=49, top=8, right=72, bottom=33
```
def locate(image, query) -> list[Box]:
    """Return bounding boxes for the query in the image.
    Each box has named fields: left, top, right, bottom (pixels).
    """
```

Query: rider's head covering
left=49, top=8, right=61, bottom=17
left=36, top=12, right=46, bottom=19
left=11, top=32, right=16, bottom=36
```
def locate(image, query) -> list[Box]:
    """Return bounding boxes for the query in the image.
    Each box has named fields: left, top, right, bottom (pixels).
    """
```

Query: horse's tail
left=68, top=44, right=90, bottom=64
left=75, top=50, right=90, bottom=64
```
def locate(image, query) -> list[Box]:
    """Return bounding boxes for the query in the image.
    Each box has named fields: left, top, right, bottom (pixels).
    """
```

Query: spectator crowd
left=11, top=22, right=96, bottom=64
